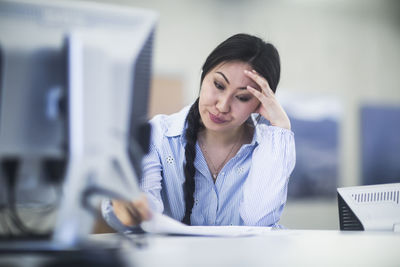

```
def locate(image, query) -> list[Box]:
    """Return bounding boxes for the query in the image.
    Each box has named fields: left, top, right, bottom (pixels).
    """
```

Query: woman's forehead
left=211, top=62, right=260, bottom=90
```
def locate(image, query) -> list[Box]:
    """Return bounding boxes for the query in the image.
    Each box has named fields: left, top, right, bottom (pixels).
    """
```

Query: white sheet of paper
left=140, top=213, right=272, bottom=237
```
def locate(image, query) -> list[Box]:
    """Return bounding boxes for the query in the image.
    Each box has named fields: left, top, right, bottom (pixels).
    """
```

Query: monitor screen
left=0, top=0, right=157, bottom=246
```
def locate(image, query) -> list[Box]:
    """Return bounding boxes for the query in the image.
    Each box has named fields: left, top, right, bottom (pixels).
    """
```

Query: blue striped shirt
left=102, top=105, right=295, bottom=229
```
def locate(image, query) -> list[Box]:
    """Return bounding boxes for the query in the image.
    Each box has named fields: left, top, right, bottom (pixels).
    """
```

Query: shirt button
left=221, top=172, right=225, bottom=175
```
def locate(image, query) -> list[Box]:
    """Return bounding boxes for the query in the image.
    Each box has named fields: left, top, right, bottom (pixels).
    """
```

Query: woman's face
left=199, top=61, right=261, bottom=133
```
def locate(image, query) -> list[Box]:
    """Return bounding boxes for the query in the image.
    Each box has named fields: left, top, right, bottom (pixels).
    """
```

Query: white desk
left=94, top=230, right=400, bottom=267
left=1, top=230, right=399, bottom=266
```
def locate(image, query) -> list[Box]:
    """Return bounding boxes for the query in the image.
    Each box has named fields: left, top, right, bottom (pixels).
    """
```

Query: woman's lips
left=209, top=112, right=227, bottom=124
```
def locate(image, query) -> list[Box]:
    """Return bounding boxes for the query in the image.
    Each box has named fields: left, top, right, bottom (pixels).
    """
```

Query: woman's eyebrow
left=216, top=71, right=230, bottom=84
left=215, top=71, right=251, bottom=90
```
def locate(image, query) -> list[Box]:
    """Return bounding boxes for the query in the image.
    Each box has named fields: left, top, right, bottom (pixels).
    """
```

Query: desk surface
left=97, top=230, right=400, bottom=267
left=1, top=230, right=399, bottom=267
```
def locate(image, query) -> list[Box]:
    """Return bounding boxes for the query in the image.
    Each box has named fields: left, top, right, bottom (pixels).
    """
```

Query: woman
left=102, top=33, right=295, bottom=229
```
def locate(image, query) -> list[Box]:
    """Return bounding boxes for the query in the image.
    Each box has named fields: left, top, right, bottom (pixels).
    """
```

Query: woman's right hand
left=245, top=69, right=291, bottom=130
left=112, top=194, right=152, bottom=226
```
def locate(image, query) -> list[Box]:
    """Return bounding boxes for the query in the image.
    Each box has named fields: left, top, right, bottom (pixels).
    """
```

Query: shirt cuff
left=101, top=198, right=139, bottom=233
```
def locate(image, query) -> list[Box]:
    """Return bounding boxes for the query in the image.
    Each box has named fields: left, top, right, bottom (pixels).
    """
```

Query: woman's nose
left=216, top=95, right=230, bottom=113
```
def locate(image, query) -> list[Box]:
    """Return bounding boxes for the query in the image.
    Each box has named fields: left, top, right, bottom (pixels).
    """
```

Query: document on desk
left=140, top=213, right=272, bottom=237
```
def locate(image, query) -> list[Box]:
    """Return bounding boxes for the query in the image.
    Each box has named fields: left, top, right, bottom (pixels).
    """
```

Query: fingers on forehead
left=248, top=86, right=263, bottom=99
left=246, top=70, right=270, bottom=89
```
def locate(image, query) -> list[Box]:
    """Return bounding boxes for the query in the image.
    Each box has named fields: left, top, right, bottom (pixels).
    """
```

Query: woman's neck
left=200, top=125, right=247, bottom=147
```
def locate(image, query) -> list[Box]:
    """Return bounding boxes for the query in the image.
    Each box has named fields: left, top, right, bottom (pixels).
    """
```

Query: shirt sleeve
left=239, top=126, right=296, bottom=226
left=100, top=114, right=168, bottom=231
left=101, top=128, right=165, bottom=232
left=139, top=142, right=164, bottom=213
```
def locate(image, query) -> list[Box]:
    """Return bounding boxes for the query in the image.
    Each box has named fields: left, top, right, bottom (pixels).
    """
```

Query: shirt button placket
left=208, top=190, right=218, bottom=225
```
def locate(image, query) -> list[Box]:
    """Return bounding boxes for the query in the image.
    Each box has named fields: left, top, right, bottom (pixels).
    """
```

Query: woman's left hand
left=244, top=69, right=291, bottom=130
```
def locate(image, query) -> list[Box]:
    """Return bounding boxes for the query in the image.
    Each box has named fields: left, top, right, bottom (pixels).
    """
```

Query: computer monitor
left=0, top=0, right=157, bottom=247
left=337, top=183, right=400, bottom=231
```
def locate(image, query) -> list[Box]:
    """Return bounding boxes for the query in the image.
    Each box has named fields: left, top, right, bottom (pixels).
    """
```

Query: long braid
left=182, top=98, right=201, bottom=225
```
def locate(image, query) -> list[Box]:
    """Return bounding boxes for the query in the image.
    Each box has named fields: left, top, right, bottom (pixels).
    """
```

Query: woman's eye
left=214, top=81, right=224, bottom=90
left=237, top=96, right=251, bottom=102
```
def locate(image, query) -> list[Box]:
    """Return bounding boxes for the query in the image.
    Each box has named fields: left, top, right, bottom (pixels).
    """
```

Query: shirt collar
left=164, top=105, right=191, bottom=137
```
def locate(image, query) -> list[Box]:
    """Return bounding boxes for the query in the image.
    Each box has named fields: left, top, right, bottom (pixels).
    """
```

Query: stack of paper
left=140, top=213, right=272, bottom=237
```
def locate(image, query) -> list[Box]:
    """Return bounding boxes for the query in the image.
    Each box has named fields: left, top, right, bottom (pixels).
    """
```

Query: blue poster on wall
left=288, top=118, right=339, bottom=198
left=280, top=93, right=341, bottom=199
left=361, top=105, right=400, bottom=185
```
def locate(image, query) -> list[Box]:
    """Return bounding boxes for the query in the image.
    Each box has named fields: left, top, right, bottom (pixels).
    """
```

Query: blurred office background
left=76, top=0, right=400, bottom=229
